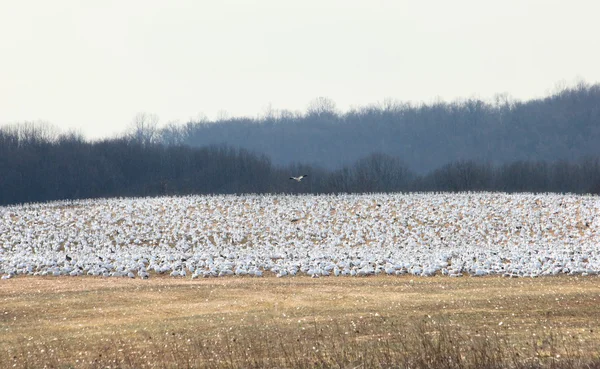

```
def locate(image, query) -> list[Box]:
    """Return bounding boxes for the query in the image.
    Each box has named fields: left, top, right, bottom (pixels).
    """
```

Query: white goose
left=289, top=174, right=308, bottom=182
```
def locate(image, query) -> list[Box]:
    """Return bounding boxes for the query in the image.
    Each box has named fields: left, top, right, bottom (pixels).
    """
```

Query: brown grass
left=2, top=275, right=600, bottom=368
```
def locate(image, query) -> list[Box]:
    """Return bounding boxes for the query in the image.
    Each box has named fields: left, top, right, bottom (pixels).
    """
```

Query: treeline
left=136, top=82, right=600, bottom=173
left=1, top=123, right=599, bottom=205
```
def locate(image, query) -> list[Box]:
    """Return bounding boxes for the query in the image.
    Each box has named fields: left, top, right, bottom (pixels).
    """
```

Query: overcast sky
left=1, top=0, right=599, bottom=139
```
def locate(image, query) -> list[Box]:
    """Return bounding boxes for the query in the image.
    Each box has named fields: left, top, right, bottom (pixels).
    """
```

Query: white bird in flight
left=289, top=174, right=308, bottom=182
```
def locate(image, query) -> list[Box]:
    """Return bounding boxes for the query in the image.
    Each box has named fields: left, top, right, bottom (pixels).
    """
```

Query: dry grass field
left=2, top=275, right=600, bottom=368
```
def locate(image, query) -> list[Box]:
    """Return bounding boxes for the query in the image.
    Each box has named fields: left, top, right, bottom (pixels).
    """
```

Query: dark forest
left=1, top=82, right=600, bottom=205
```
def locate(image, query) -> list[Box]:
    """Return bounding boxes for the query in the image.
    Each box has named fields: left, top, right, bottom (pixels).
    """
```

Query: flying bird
left=290, top=175, right=308, bottom=182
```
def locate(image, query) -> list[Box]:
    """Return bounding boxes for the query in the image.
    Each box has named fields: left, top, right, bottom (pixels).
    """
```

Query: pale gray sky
left=2, top=0, right=599, bottom=139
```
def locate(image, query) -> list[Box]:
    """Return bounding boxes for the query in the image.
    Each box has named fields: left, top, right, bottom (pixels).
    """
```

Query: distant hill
left=170, top=82, right=600, bottom=173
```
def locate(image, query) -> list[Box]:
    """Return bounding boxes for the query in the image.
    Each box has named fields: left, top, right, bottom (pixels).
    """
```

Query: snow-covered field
left=1, top=193, right=599, bottom=279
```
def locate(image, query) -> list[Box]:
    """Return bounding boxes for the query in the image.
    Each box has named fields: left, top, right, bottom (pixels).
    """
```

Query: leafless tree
left=159, top=120, right=184, bottom=146
left=128, top=112, right=159, bottom=146
left=306, top=97, right=337, bottom=118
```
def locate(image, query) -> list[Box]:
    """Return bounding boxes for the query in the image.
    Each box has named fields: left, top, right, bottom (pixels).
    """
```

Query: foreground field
left=2, top=276, right=600, bottom=368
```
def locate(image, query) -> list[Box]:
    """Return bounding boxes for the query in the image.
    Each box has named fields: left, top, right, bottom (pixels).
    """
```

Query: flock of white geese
left=1, top=192, right=599, bottom=279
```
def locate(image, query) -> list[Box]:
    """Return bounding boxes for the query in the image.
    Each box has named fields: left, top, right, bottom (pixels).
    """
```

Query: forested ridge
left=172, top=82, right=600, bottom=172
left=1, top=82, right=600, bottom=205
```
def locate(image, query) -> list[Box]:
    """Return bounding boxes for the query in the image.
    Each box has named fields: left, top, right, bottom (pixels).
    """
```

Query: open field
left=2, top=275, right=600, bottom=368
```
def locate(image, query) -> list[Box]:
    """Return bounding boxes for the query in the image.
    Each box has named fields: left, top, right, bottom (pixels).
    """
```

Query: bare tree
left=128, top=112, right=159, bottom=146
left=1, top=120, right=58, bottom=145
left=216, top=110, right=230, bottom=121
left=306, top=97, right=337, bottom=118
left=379, top=97, right=403, bottom=113
left=159, top=120, right=184, bottom=146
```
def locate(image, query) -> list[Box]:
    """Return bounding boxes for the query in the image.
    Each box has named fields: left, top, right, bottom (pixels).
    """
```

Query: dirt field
left=2, top=275, right=600, bottom=368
